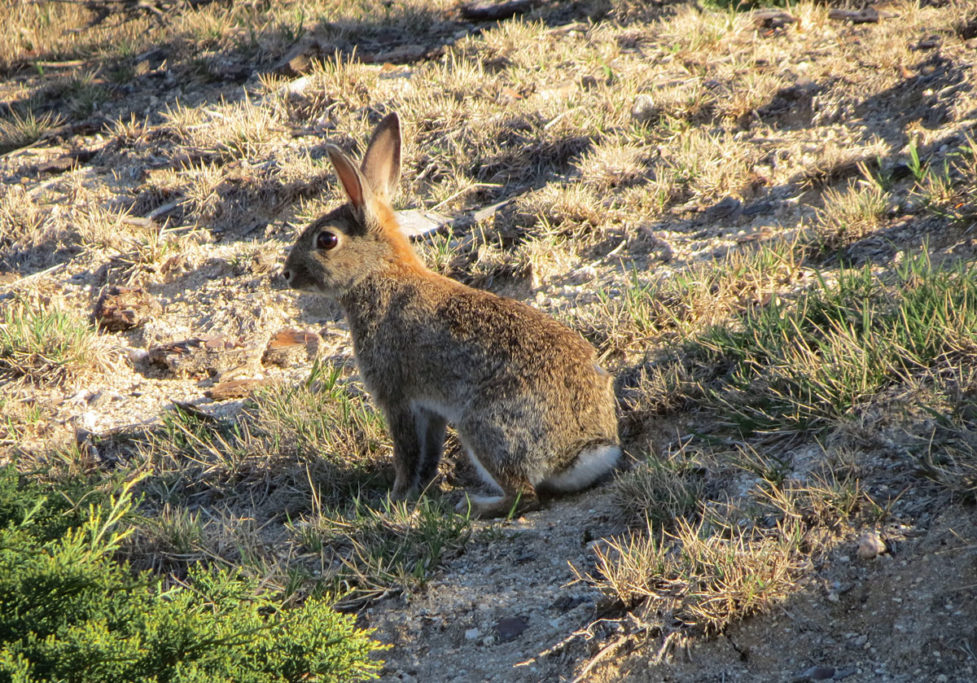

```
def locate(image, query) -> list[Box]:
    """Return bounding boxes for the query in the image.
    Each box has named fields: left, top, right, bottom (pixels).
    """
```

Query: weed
left=910, top=135, right=977, bottom=225
left=813, top=171, right=888, bottom=252
left=0, top=299, right=112, bottom=384
left=695, top=251, right=977, bottom=433
left=583, top=515, right=806, bottom=637
left=0, top=107, right=62, bottom=154
left=291, top=495, right=471, bottom=608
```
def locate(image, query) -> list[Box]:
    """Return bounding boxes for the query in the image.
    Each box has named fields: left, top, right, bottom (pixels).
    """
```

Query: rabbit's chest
left=349, top=330, right=416, bottom=396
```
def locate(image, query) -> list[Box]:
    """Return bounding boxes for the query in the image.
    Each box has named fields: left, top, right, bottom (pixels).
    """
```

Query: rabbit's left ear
left=361, top=112, right=401, bottom=202
left=327, top=144, right=374, bottom=217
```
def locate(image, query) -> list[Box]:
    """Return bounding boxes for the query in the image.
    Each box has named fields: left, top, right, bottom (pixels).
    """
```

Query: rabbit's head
left=283, top=113, right=417, bottom=297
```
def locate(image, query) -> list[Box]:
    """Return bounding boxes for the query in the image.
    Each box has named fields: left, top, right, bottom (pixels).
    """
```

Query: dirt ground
left=2, top=1, right=977, bottom=681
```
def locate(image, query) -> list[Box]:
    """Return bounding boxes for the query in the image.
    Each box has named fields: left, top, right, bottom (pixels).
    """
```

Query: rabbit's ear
left=361, top=112, right=401, bottom=202
left=327, top=144, right=373, bottom=214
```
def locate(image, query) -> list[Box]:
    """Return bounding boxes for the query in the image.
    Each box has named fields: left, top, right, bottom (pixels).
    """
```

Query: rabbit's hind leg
left=454, top=446, right=539, bottom=518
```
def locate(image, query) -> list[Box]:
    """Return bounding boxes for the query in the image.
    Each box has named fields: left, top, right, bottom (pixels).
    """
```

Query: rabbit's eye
left=316, top=231, right=338, bottom=251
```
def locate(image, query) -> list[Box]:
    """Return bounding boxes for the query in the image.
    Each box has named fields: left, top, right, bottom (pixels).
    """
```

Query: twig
left=569, top=613, right=665, bottom=682
left=0, top=138, right=47, bottom=159
left=572, top=633, right=636, bottom=683
left=121, top=199, right=183, bottom=228
left=35, top=60, right=86, bottom=68
left=651, top=630, right=681, bottom=665
left=605, top=239, right=627, bottom=258
left=27, top=173, right=74, bottom=198
left=543, top=107, right=580, bottom=131
left=1, top=263, right=66, bottom=292
left=429, top=183, right=500, bottom=211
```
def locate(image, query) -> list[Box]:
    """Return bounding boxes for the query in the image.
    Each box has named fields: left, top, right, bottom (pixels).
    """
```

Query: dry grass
left=0, top=107, right=62, bottom=154
left=612, top=442, right=706, bottom=529
left=812, top=172, right=888, bottom=252
left=0, top=295, right=115, bottom=385
left=289, top=495, right=471, bottom=608
left=585, top=516, right=807, bottom=637
left=574, top=237, right=806, bottom=359
left=589, top=440, right=877, bottom=646
left=75, top=360, right=473, bottom=605
left=2, top=0, right=977, bottom=672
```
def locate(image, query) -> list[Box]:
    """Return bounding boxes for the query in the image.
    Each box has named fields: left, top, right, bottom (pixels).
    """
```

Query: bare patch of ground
left=2, top=1, right=977, bottom=681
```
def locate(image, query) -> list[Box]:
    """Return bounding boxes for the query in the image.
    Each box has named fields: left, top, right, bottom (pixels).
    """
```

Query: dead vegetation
left=2, top=0, right=977, bottom=679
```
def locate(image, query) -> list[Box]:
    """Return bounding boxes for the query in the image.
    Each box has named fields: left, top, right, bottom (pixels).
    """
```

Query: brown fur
left=283, top=113, right=620, bottom=517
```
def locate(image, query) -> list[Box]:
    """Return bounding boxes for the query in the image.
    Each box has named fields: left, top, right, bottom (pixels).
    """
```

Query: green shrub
left=0, top=468, right=384, bottom=682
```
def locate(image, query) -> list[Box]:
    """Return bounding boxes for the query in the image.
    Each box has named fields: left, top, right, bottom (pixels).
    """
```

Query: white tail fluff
left=538, top=444, right=621, bottom=492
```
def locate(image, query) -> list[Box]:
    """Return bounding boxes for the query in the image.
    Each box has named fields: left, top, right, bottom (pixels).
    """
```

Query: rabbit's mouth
left=283, top=278, right=331, bottom=297
left=282, top=272, right=342, bottom=300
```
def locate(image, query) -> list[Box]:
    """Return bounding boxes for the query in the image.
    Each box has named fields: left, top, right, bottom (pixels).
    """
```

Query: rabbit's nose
left=282, top=268, right=292, bottom=283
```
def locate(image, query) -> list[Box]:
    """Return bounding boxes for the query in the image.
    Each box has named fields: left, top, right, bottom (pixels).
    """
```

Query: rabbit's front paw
left=390, top=477, right=413, bottom=502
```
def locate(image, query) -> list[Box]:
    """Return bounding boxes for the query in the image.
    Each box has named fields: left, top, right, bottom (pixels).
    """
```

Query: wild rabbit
left=282, top=113, right=620, bottom=517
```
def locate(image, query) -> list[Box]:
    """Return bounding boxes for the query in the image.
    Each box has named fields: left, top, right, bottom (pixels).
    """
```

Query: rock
left=205, top=378, right=274, bottom=401
left=93, top=286, right=162, bottom=332
left=828, top=8, right=881, bottom=24
left=753, top=9, right=798, bottom=31
left=281, top=76, right=311, bottom=98
left=464, top=628, right=481, bottom=641
left=793, top=665, right=836, bottom=681
left=857, top=531, right=886, bottom=559
left=37, top=148, right=98, bottom=175
left=460, top=0, right=535, bottom=22
left=146, top=335, right=251, bottom=379
left=632, top=94, right=658, bottom=123
left=285, top=51, right=312, bottom=76
left=274, top=36, right=333, bottom=76
left=261, top=328, right=320, bottom=367
left=494, top=615, right=529, bottom=642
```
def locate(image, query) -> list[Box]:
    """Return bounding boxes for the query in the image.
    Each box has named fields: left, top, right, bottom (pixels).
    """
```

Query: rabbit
left=282, top=112, right=620, bottom=518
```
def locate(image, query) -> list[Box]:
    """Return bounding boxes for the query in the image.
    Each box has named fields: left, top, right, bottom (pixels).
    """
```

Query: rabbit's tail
left=538, top=443, right=621, bottom=492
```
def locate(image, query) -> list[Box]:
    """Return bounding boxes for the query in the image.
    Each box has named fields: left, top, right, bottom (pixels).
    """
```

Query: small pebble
left=631, top=94, right=658, bottom=123
left=857, top=531, right=886, bottom=559
left=494, top=616, right=529, bottom=642
left=793, top=665, right=835, bottom=681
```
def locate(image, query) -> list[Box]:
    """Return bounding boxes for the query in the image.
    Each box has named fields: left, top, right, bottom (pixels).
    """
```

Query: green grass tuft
left=695, top=252, right=977, bottom=433
left=0, top=107, right=61, bottom=154
left=0, top=300, right=108, bottom=384
left=291, top=495, right=471, bottom=609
